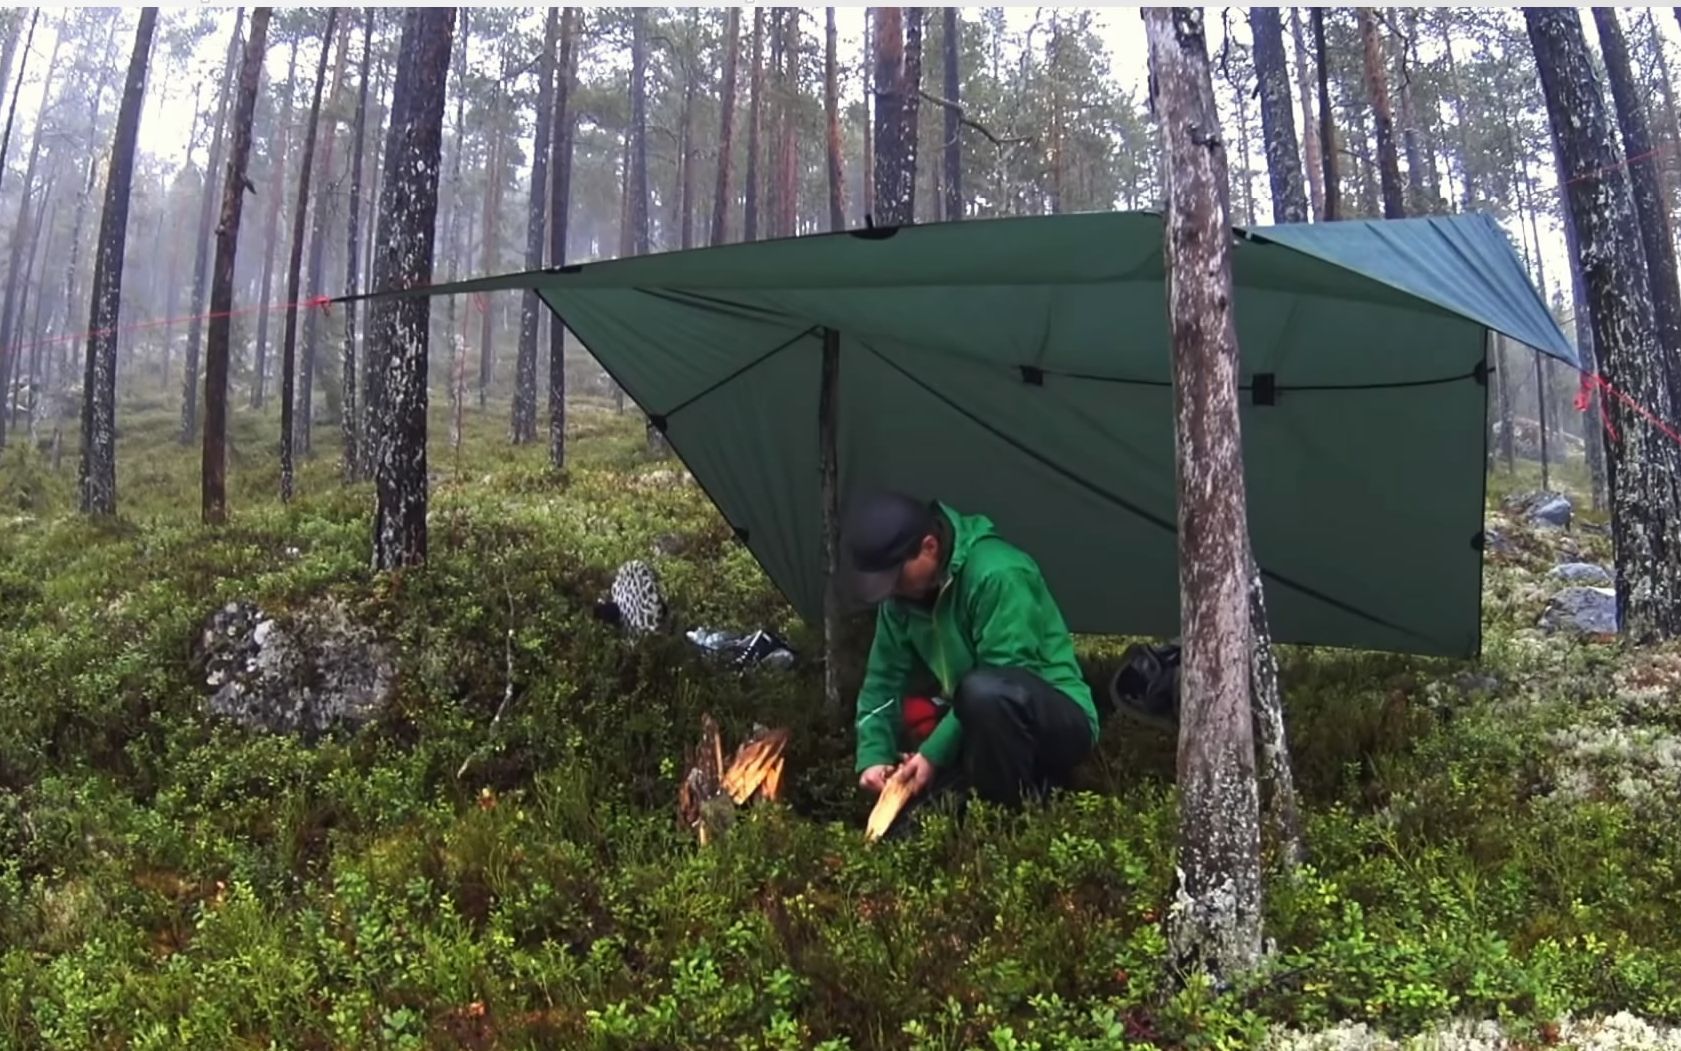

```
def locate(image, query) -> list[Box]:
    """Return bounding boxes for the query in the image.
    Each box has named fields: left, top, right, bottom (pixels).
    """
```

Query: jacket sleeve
left=854, top=607, right=912, bottom=773
left=917, top=564, right=1044, bottom=769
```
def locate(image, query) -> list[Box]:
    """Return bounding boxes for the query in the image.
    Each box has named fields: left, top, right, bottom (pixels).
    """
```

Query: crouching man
left=842, top=490, right=1099, bottom=809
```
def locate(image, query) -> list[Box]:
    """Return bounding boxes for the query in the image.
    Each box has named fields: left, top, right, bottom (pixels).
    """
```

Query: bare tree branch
left=917, top=88, right=1032, bottom=147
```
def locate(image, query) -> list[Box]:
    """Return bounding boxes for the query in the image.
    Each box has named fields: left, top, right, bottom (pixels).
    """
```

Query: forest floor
left=3, top=395, right=1681, bottom=1050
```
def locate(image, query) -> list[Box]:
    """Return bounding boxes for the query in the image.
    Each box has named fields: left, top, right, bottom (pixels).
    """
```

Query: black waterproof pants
left=948, top=666, right=1095, bottom=808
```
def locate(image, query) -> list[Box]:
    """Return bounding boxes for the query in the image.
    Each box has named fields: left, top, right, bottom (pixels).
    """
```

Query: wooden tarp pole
left=821, top=327, right=841, bottom=712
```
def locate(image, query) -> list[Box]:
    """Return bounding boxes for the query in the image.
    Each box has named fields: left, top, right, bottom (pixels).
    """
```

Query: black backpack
left=1105, top=640, right=1181, bottom=731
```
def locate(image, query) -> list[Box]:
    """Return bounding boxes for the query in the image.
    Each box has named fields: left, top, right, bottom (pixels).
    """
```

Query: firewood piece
left=864, top=766, right=917, bottom=842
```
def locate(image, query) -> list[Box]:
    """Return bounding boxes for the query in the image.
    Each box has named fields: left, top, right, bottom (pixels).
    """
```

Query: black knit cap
left=840, top=490, right=937, bottom=604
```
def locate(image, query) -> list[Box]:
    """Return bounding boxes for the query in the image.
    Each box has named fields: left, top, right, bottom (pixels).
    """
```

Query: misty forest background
left=0, top=5, right=1653, bottom=479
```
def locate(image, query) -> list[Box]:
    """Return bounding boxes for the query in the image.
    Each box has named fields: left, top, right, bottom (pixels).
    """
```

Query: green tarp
left=371, top=211, right=1576, bottom=658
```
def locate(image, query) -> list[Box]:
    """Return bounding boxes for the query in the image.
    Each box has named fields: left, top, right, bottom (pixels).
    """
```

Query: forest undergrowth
left=2, top=398, right=1680, bottom=1050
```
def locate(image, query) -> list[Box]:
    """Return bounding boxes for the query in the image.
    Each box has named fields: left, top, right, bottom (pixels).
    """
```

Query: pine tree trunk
left=679, top=10, right=698, bottom=249
left=0, top=12, right=22, bottom=128
left=1439, top=14, right=1474, bottom=210
left=80, top=8, right=157, bottom=517
left=1358, top=9, right=1405, bottom=219
left=1595, top=7, right=1681, bottom=411
left=365, top=22, right=414, bottom=468
left=181, top=10, right=243, bottom=445
left=370, top=7, right=453, bottom=571
left=280, top=11, right=339, bottom=503
left=203, top=9, right=272, bottom=525
left=253, top=38, right=298, bottom=411
left=1645, top=14, right=1681, bottom=222
left=746, top=8, right=764, bottom=242
left=440, top=9, right=467, bottom=453
left=904, top=9, right=922, bottom=222
left=342, top=8, right=373, bottom=481
left=0, top=11, right=39, bottom=209
left=1312, top=10, right=1339, bottom=221
left=1250, top=8, right=1308, bottom=224
left=512, top=8, right=556, bottom=447
left=478, top=82, right=503, bottom=410
left=298, top=17, right=347, bottom=457
left=1145, top=6, right=1263, bottom=980
left=1230, top=66, right=1257, bottom=226
left=873, top=8, right=909, bottom=225
left=781, top=9, right=799, bottom=236
left=820, top=327, right=841, bottom=712
left=1395, top=9, right=1428, bottom=213
left=711, top=8, right=739, bottom=246
left=941, top=7, right=962, bottom=221
left=1288, top=9, right=1324, bottom=221
left=826, top=8, right=846, bottom=230
left=1530, top=7, right=1681, bottom=642
left=60, top=16, right=123, bottom=419
left=549, top=7, right=576, bottom=469
left=766, top=15, right=785, bottom=238
left=630, top=13, right=650, bottom=255
left=862, top=8, right=874, bottom=222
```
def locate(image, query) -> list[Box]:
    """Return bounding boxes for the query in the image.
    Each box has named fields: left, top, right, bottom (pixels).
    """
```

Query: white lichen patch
left=1267, top=1012, right=1681, bottom=1050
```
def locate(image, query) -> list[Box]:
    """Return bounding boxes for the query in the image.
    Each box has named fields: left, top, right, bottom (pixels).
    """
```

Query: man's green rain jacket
left=853, top=503, right=1099, bottom=773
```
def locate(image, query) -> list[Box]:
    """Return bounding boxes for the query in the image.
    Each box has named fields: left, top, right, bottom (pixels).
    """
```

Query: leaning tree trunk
left=873, top=7, right=910, bottom=225
left=370, top=7, right=453, bottom=571
left=203, top=8, right=272, bottom=525
left=710, top=7, right=739, bottom=246
left=549, top=7, right=576, bottom=469
left=745, top=8, right=763, bottom=242
left=80, top=8, right=157, bottom=517
left=826, top=8, right=846, bottom=230
left=280, top=11, right=338, bottom=503
left=1595, top=7, right=1681, bottom=413
left=297, top=21, right=348, bottom=458
left=1358, top=8, right=1405, bottom=219
left=1145, top=5, right=1263, bottom=980
left=1312, top=9, right=1339, bottom=220
left=1529, top=7, right=1681, bottom=642
left=253, top=38, right=299, bottom=411
left=942, top=6, right=961, bottom=221
left=1251, top=9, right=1308, bottom=224
left=181, top=9, right=243, bottom=445
left=342, top=7, right=373, bottom=481
left=1288, top=9, right=1324, bottom=221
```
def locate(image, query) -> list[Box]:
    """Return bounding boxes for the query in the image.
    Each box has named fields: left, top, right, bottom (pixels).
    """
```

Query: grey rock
left=1550, top=562, right=1614, bottom=587
left=1501, top=489, right=1573, bottom=529
left=1482, top=527, right=1515, bottom=557
left=192, top=599, right=396, bottom=738
left=1540, top=586, right=1619, bottom=636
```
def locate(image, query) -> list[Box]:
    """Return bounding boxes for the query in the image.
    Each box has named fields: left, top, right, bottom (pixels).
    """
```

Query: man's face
left=891, top=534, right=943, bottom=600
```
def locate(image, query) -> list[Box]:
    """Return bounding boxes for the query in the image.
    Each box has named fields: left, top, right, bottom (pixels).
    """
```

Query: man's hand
left=897, top=753, right=936, bottom=798
left=858, top=764, right=895, bottom=795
